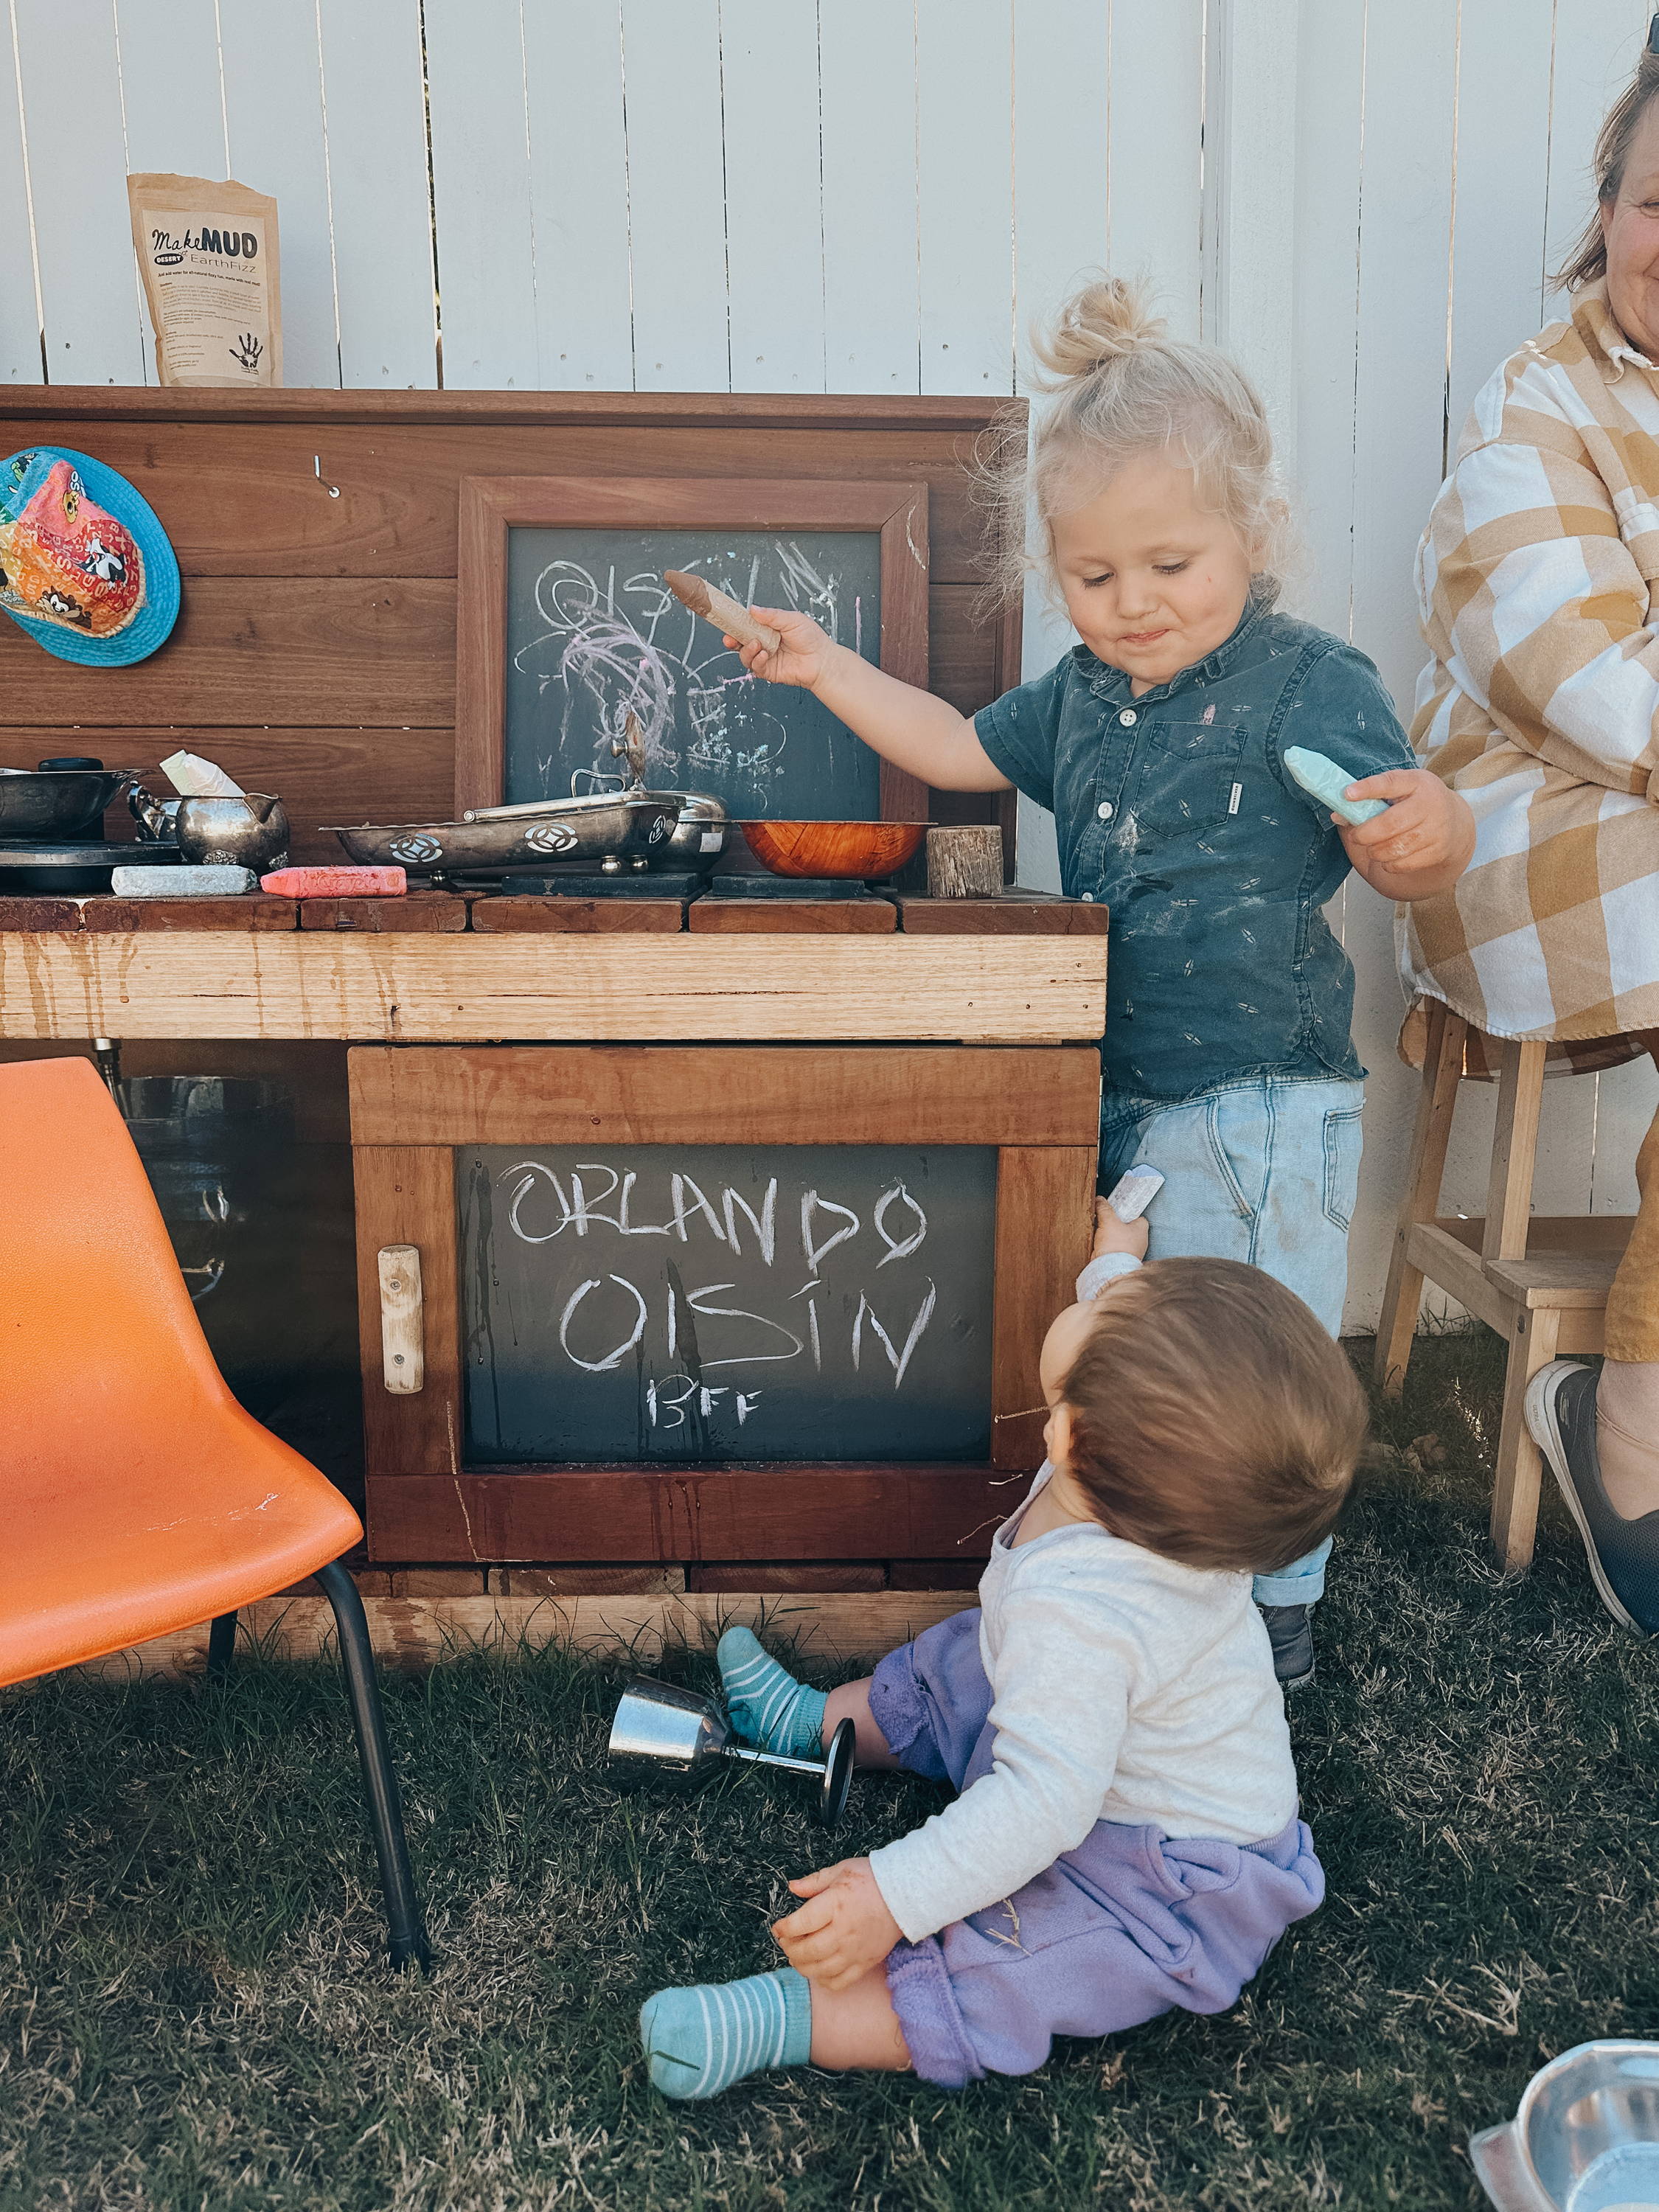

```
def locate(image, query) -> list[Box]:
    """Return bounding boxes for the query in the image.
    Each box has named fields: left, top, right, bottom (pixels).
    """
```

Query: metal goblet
left=608, top=1677, right=856, bottom=1828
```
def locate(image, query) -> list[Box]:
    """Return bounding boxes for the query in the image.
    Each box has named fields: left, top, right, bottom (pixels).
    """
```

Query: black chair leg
left=206, top=1610, right=237, bottom=1681
left=317, top=1559, right=431, bottom=1972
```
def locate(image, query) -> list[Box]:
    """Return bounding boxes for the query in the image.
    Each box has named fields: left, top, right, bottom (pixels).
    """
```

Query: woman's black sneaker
left=1259, top=1604, right=1315, bottom=1688
left=1525, top=1360, right=1659, bottom=1633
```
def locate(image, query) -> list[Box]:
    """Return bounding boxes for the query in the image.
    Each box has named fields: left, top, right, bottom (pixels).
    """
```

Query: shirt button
left=1080, top=891, right=1095, bottom=902
left=1119, top=709, right=1137, bottom=726
left=1096, top=801, right=1114, bottom=821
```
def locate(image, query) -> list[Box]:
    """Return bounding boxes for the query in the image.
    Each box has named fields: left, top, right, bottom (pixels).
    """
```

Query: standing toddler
left=723, top=276, right=1474, bottom=1680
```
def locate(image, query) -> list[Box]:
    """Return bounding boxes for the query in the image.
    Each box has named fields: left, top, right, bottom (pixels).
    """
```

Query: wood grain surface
left=297, top=892, right=468, bottom=932
left=0, top=932, right=1107, bottom=1040
left=0, top=897, right=86, bottom=931
left=0, top=400, right=1018, bottom=812
left=0, top=386, right=1012, bottom=430
left=81, top=894, right=299, bottom=933
left=71, top=1588, right=978, bottom=1677
left=0, top=422, right=990, bottom=582
left=898, top=891, right=1111, bottom=936
left=348, top=1041, right=1101, bottom=1558
left=347, top=1044, right=1102, bottom=1147
left=469, top=896, right=686, bottom=933
left=928, top=582, right=1000, bottom=712
left=0, top=579, right=455, bottom=727
left=687, top=898, right=897, bottom=933
left=365, top=1467, right=1009, bottom=1562
left=353, top=1146, right=461, bottom=1481
left=0, top=728, right=454, bottom=869
left=990, top=1146, right=1101, bottom=1470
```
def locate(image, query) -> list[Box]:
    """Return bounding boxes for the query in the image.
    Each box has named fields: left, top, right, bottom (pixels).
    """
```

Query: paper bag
left=127, top=173, right=282, bottom=388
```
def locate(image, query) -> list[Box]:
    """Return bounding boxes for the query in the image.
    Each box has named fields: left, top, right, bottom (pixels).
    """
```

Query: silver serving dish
left=461, top=787, right=728, bottom=872
left=1472, top=2040, right=1659, bottom=2210
left=324, top=790, right=681, bottom=877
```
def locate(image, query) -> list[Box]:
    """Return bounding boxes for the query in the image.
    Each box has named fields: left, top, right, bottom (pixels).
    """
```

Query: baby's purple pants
left=870, top=1607, right=1324, bottom=2087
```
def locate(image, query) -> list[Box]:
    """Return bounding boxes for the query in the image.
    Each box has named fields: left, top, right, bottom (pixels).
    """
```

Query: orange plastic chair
left=0, top=1056, right=428, bottom=1969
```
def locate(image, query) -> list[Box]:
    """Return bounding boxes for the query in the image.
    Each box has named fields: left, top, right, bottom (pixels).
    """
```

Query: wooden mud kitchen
left=0, top=386, right=1109, bottom=1665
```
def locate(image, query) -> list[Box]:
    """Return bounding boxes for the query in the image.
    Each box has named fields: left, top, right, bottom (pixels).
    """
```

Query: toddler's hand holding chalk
left=1324, top=765, right=1478, bottom=899
left=722, top=602, right=836, bottom=692
left=1284, top=747, right=1476, bottom=899
left=661, top=569, right=782, bottom=655
left=1282, top=746, right=1390, bottom=827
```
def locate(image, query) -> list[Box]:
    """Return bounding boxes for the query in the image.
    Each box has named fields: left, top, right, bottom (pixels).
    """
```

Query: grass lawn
left=4, top=1330, right=1658, bottom=2211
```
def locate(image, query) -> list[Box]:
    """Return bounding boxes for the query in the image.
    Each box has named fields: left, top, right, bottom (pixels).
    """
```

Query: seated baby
left=640, top=1201, right=1368, bottom=2095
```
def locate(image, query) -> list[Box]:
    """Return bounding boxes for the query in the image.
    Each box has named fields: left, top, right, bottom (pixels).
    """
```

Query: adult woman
left=1406, top=23, right=1659, bottom=1630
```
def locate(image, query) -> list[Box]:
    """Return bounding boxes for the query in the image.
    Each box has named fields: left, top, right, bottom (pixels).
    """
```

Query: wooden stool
left=1375, top=1000, right=1635, bottom=1572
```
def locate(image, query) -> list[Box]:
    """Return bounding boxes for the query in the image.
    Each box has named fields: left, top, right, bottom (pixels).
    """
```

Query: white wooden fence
left=1, top=0, right=1652, bottom=1326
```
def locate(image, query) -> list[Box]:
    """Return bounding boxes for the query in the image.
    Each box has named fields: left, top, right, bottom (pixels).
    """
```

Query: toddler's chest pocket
left=1130, top=719, right=1249, bottom=842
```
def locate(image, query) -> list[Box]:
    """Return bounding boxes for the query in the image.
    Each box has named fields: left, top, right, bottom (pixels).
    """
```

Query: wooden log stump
left=925, top=824, right=1004, bottom=898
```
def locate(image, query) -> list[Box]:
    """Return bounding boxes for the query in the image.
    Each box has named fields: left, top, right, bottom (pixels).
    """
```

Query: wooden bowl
left=738, top=819, right=928, bottom=880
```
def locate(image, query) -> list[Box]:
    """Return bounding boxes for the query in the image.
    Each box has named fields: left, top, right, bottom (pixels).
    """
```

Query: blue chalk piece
left=1282, top=745, right=1389, bottom=826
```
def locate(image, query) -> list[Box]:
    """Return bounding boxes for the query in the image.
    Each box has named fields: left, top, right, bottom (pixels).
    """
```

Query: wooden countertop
left=0, top=889, right=1108, bottom=1044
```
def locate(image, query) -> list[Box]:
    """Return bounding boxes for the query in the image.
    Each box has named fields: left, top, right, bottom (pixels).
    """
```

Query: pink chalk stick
left=260, top=866, right=408, bottom=897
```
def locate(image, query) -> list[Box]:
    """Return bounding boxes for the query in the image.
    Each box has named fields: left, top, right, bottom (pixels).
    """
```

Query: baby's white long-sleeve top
left=867, top=1253, right=1299, bottom=1947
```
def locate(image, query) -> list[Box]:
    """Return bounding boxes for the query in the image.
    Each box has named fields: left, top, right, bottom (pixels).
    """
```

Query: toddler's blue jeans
left=1099, top=1072, right=1366, bottom=1609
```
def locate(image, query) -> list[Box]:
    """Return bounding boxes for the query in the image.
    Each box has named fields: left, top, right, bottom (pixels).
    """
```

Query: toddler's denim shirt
left=975, top=585, right=1415, bottom=1103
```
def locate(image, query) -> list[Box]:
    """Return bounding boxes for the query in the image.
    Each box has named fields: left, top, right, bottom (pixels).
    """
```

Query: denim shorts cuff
left=885, top=1938, right=983, bottom=2088
left=1252, top=1566, right=1327, bottom=1607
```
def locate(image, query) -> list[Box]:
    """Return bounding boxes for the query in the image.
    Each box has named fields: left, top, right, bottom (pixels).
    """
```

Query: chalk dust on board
left=502, top=529, right=886, bottom=821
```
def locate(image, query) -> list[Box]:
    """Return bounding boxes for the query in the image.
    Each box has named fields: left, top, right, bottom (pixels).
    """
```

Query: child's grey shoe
left=1259, top=1604, right=1315, bottom=1688
left=1524, top=1360, right=1659, bottom=1633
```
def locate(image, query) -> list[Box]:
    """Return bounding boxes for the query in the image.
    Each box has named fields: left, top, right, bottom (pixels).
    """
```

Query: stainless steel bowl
left=1472, top=2041, right=1659, bottom=2210
left=0, top=763, right=137, bottom=838
left=324, top=792, right=681, bottom=877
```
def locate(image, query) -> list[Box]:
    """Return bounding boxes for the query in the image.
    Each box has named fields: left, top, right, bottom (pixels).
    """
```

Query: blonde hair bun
left=1032, top=276, right=1167, bottom=384
left=974, top=268, right=1296, bottom=605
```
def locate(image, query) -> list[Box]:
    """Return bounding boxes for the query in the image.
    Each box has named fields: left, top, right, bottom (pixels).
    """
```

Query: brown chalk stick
left=662, top=569, right=782, bottom=654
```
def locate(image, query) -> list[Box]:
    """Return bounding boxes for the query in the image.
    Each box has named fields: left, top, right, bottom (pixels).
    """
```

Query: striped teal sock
left=717, top=1626, right=827, bottom=1759
left=639, top=1967, right=813, bottom=2099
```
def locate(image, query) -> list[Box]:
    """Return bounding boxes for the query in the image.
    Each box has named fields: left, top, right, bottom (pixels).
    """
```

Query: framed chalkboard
left=459, top=1141, right=996, bottom=1464
left=454, top=477, right=931, bottom=824
left=349, top=1045, right=1102, bottom=1567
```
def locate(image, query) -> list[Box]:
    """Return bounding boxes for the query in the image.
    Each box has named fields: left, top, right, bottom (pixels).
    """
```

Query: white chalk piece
left=1282, top=745, right=1389, bottom=826
left=1105, top=1166, right=1164, bottom=1222
left=159, top=749, right=244, bottom=798
left=109, top=863, right=257, bottom=897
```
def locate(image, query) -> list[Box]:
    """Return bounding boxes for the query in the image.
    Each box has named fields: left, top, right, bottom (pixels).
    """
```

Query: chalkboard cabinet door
left=349, top=1045, right=1099, bottom=1563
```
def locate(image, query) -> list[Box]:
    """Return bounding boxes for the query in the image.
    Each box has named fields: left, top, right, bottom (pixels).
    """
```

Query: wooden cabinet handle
left=378, top=1244, right=424, bottom=1394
